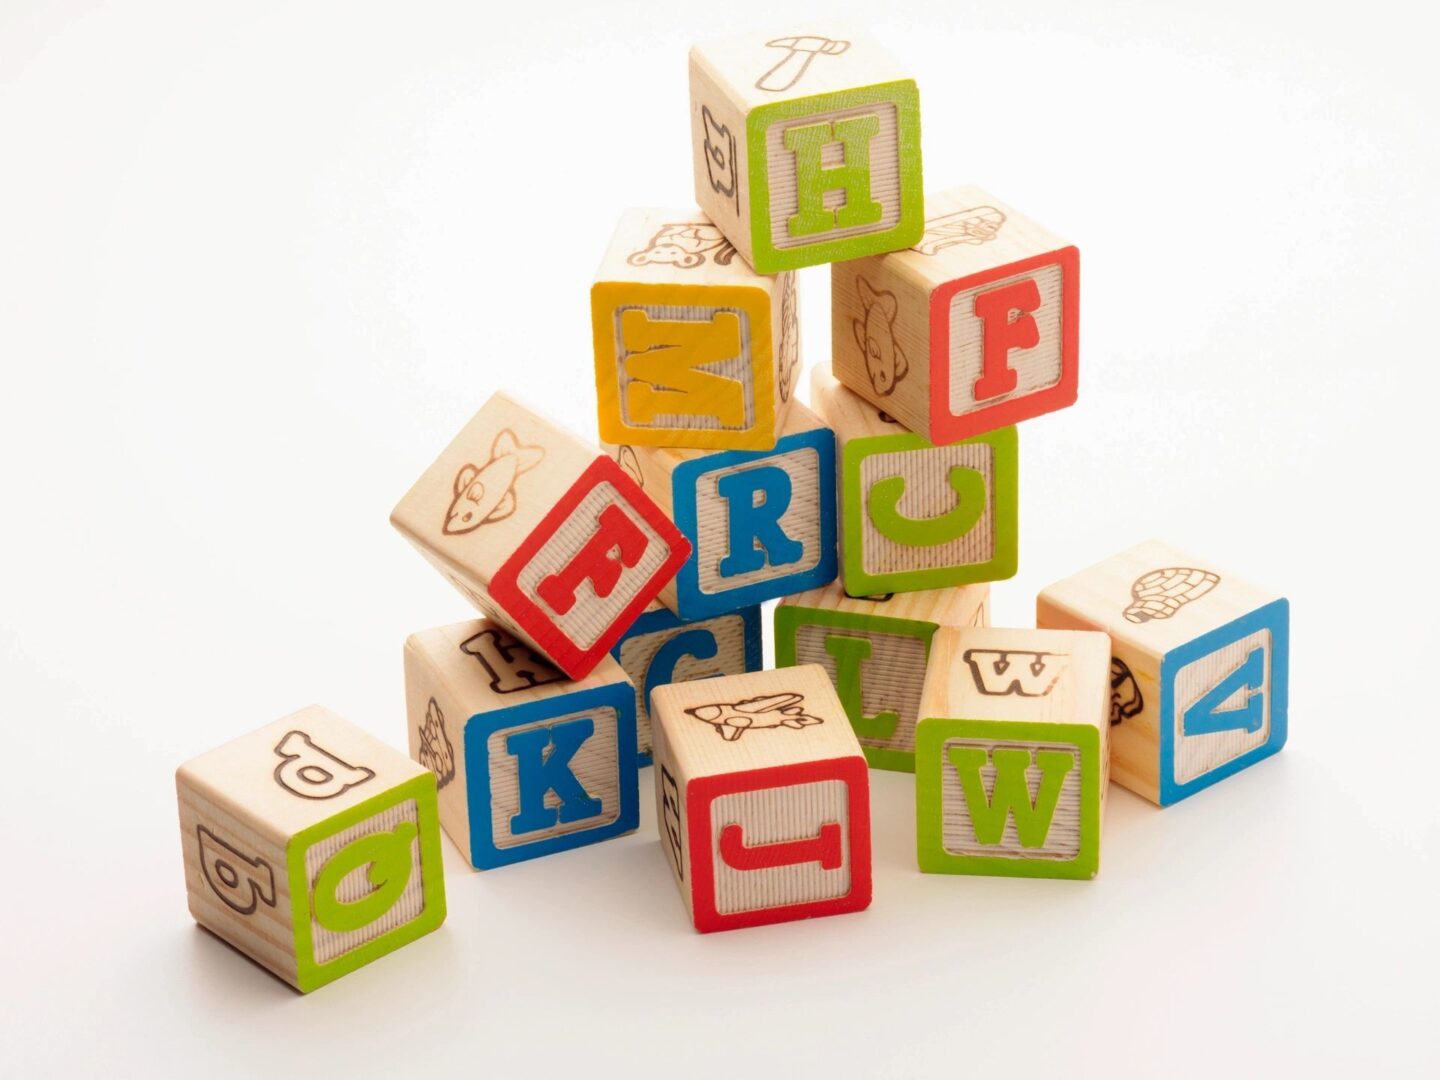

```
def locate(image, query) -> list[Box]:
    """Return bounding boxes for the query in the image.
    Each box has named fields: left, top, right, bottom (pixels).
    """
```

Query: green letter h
left=782, top=116, right=883, bottom=238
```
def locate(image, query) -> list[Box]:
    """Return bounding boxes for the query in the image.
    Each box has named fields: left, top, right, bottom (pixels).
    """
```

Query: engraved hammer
left=756, top=35, right=850, bottom=93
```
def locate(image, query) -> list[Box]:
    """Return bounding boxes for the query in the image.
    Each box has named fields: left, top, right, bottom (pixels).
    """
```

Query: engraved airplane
left=443, top=428, right=545, bottom=535
left=686, top=692, right=824, bottom=741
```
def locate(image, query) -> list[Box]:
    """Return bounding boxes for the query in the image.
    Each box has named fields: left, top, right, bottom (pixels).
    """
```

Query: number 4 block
left=1037, top=539, right=1290, bottom=806
left=916, top=627, right=1111, bottom=880
left=651, top=665, right=871, bottom=932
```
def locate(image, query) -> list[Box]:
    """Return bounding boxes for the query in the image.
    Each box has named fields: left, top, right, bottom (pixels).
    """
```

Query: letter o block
left=176, top=705, right=447, bottom=992
left=391, top=392, right=690, bottom=679
left=609, top=601, right=763, bottom=766
left=916, top=628, right=1111, bottom=880
left=811, top=366, right=1016, bottom=594
left=606, top=400, right=837, bottom=619
left=689, top=29, right=923, bottom=273
left=651, top=665, right=871, bottom=933
left=775, top=578, right=989, bottom=771
left=1037, top=539, right=1290, bottom=806
left=404, top=619, right=639, bottom=869
left=592, top=209, right=799, bottom=451
left=831, top=187, right=1079, bottom=445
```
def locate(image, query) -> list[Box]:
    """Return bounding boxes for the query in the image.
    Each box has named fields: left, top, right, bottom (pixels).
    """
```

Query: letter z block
left=1036, top=539, right=1290, bottom=806
left=176, top=705, right=446, bottom=992
left=689, top=28, right=923, bottom=273
left=609, top=601, right=763, bottom=766
left=404, top=618, right=639, bottom=869
left=391, top=392, right=691, bottom=679
left=811, top=365, right=1016, bottom=594
left=831, top=186, right=1078, bottom=444
left=651, top=665, right=871, bottom=932
left=915, top=627, right=1111, bottom=879
left=592, top=208, right=799, bottom=451
left=606, top=399, right=837, bottom=619
left=775, top=578, right=989, bottom=771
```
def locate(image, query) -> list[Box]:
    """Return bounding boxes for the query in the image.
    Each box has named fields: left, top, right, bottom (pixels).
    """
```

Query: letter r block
left=606, top=400, right=838, bottom=620
left=592, top=209, right=799, bottom=451
left=391, top=392, right=691, bottom=679
left=915, top=627, right=1111, bottom=880
left=404, top=619, right=639, bottom=869
left=650, top=665, right=872, bottom=932
left=1037, top=539, right=1290, bottom=806
left=811, top=367, right=1017, bottom=594
left=689, top=29, right=923, bottom=273
left=831, top=186, right=1079, bottom=445
left=176, top=705, right=446, bottom=992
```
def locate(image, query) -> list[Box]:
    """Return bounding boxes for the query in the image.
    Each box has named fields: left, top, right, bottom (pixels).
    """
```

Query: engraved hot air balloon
left=1123, top=567, right=1220, bottom=623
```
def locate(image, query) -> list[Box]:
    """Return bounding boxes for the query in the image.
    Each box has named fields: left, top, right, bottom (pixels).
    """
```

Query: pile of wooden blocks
left=176, top=27, right=1291, bottom=988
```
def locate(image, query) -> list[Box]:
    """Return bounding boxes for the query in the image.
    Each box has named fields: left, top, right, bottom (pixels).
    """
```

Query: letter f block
left=915, top=627, right=1112, bottom=880
left=689, top=28, right=923, bottom=273
left=650, top=665, right=872, bottom=933
left=811, top=367, right=1017, bottom=594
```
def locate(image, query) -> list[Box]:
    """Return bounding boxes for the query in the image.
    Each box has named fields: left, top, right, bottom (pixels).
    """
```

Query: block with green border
left=774, top=578, right=989, bottom=771
left=915, top=626, right=1111, bottom=879
left=811, top=366, right=1017, bottom=595
left=689, top=29, right=923, bottom=273
left=177, top=705, right=446, bottom=992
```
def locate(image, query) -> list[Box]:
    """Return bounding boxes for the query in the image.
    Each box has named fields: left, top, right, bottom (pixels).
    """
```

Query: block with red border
left=650, top=665, right=871, bottom=933
left=391, top=392, right=691, bottom=679
left=831, top=186, right=1078, bottom=445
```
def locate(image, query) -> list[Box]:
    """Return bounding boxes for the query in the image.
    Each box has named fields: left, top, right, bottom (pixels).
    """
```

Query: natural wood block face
left=1036, top=539, right=1290, bottom=807
left=609, top=601, right=763, bottom=766
left=391, top=392, right=691, bottom=679
left=605, top=399, right=837, bottom=618
left=591, top=209, right=800, bottom=451
left=811, top=366, right=1016, bottom=593
left=831, top=186, right=1078, bottom=445
left=915, top=627, right=1110, bottom=880
left=689, top=28, right=923, bottom=273
left=176, top=706, right=446, bottom=992
left=650, top=665, right=871, bottom=932
left=404, top=619, right=639, bottom=869
left=774, top=578, right=989, bottom=771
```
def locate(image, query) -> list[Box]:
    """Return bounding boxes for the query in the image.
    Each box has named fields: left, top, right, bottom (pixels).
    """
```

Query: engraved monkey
left=628, top=222, right=737, bottom=269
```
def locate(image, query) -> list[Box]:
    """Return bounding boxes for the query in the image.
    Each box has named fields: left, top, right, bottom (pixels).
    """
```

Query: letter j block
left=404, top=619, right=639, bottom=869
left=689, top=29, right=923, bottom=273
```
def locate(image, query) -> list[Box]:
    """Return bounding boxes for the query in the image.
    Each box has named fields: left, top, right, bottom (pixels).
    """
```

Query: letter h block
left=811, top=366, right=1016, bottom=594
left=609, top=601, right=764, bottom=766
left=391, top=392, right=690, bottom=679
left=1037, top=539, right=1290, bottom=806
left=775, top=578, right=989, bottom=771
left=403, top=618, right=639, bottom=869
left=592, top=208, right=799, bottom=451
left=651, top=665, right=872, bottom=932
left=607, top=399, right=837, bottom=619
left=689, top=28, right=923, bottom=273
left=831, top=186, right=1079, bottom=444
left=916, top=628, right=1111, bottom=880
left=176, top=705, right=447, bottom=992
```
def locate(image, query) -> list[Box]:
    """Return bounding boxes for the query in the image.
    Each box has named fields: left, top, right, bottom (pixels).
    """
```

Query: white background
left=3, top=1, right=1436, bottom=1075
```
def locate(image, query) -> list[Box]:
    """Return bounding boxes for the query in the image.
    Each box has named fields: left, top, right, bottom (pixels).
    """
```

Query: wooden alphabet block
left=775, top=578, right=989, bottom=771
left=591, top=209, right=800, bottom=451
left=391, top=392, right=691, bottom=679
left=689, top=28, right=923, bottom=273
left=404, top=618, right=639, bottom=869
left=176, top=705, right=446, bottom=992
left=605, top=399, right=838, bottom=618
left=609, top=600, right=763, bottom=766
left=651, top=665, right=871, bottom=932
left=831, top=186, right=1078, bottom=444
left=1036, top=539, right=1289, bottom=806
left=810, top=365, right=1017, bottom=594
left=915, top=627, right=1110, bottom=879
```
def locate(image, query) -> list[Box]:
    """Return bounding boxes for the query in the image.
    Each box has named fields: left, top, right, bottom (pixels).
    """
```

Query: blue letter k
left=506, top=717, right=603, bottom=836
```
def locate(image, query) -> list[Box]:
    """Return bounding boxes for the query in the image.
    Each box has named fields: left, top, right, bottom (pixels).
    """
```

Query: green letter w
left=947, top=746, right=1073, bottom=848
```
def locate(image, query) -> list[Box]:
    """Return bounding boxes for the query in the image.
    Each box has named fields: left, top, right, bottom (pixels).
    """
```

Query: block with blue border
left=610, top=601, right=763, bottom=767
left=606, top=399, right=837, bottom=620
left=1037, top=539, right=1289, bottom=807
left=404, top=617, right=639, bottom=869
